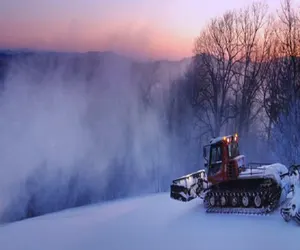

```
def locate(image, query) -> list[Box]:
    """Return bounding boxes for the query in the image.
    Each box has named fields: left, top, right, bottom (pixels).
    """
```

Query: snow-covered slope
left=0, top=193, right=298, bottom=250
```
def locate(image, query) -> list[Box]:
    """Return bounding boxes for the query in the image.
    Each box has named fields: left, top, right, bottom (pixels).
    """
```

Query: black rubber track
left=203, top=178, right=282, bottom=215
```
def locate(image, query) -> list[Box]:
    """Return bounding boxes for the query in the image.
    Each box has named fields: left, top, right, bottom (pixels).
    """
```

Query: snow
left=239, top=162, right=287, bottom=181
left=209, top=136, right=224, bottom=144
left=294, top=185, right=300, bottom=213
left=240, top=163, right=293, bottom=186
left=234, top=154, right=245, bottom=166
left=209, top=134, right=237, bottom=144
left=172, top=170, right=206, bottom=188
left=0, top=193, right=299, bottom=250
left=265, top=163, right=287, bottom=184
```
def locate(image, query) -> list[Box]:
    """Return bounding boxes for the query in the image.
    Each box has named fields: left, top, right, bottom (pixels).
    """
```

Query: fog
left=0, top=53, right=188, bottom=222
left=0, top=49, right=290, bottom=224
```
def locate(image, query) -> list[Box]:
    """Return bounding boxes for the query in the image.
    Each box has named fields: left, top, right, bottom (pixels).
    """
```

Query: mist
left=0, top=52, right=193, bottom=222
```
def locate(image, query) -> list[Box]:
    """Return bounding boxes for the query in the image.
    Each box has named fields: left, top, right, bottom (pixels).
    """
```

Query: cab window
left=210, top=145, right=222, bottom=164
left=228, top=141, right=239, bottom=158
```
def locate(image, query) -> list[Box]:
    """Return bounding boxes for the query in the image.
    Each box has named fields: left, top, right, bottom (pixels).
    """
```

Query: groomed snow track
left=0, top=193, right=298, bottom=250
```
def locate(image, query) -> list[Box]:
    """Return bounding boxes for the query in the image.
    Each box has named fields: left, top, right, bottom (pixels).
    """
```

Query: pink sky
left=0, top=0, right=298, bottom=60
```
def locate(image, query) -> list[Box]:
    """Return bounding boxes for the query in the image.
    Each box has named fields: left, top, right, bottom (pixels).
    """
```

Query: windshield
left=228, top=141, right=239, bottom=158
left=210, top=144, right=222, bottom=164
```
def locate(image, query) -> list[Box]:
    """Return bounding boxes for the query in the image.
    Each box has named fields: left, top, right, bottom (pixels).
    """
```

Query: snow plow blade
left=170, top=170, right=208, bottom=202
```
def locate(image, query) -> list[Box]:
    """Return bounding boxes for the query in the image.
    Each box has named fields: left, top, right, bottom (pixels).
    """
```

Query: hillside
left=0, top=49, right=192, bottom=86
left=0, top=193, right=298, bottom=250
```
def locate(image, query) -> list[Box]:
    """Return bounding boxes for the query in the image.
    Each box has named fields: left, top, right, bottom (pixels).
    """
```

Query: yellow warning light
left=234, top=133, right=238, bottom=141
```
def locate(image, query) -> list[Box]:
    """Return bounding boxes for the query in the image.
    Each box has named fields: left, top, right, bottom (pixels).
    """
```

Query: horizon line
left=0, top=47, right=193, bottom=63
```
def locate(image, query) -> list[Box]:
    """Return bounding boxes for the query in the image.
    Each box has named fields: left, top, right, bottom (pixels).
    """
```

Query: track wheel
left=220, top=196, right=227, bottom=207
left=231, top=195, right=238, bottom=207
left=242, top=194, right=250, bottom=207
left=254, top=194, right=262, bottom=208
left=209, top=195, right=216, bottom=207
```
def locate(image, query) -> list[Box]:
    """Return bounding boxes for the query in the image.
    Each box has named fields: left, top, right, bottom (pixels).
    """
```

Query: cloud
left=0, top=17, right=192, bottom=60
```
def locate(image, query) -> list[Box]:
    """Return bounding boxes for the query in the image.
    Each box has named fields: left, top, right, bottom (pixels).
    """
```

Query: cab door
left=207, top=142, right=224, bottom=183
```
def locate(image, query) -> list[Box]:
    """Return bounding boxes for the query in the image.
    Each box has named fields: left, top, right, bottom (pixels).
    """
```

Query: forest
left=168, top=0, right=300, bottom=169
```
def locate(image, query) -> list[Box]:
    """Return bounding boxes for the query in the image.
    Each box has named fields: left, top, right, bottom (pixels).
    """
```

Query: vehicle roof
left=209, top=134, right=235, bottom=144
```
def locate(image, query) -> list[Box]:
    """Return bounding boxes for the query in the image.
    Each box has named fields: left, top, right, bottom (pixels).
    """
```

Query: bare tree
left=270, top=99, right=300, bottom=165
left=131, top=60, right=160, bottom=108
left=275, top=0, right=300, bottom=102
left=193, top=10, right=243, bottom=137
left=263, top=0, right=300, bottom=140
left=232, top=2, right=273, bottom=137
left=262, top=30, right=284, bottom=139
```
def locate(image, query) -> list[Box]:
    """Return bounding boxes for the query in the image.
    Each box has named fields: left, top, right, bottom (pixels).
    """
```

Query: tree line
left=167, top=0, right=300, bottom=166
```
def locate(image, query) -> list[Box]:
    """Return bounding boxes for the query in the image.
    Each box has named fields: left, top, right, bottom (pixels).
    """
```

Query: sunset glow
left=1, top=0, right=299, bottom=60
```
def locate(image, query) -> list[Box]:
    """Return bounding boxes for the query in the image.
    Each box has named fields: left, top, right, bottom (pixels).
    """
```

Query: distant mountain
left=0, top=49, right=192, bottom=86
